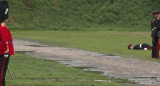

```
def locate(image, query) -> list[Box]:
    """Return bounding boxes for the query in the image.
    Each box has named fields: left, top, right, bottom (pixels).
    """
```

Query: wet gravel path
left=14, top=39, right=160, bottom=86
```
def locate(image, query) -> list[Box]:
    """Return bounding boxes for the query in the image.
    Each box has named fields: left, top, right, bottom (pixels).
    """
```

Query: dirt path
left=14, top=39, right=160, bottom=86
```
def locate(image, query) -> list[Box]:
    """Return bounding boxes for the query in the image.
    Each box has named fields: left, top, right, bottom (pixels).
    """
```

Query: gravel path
left=14, top=39, right=160, bottom=86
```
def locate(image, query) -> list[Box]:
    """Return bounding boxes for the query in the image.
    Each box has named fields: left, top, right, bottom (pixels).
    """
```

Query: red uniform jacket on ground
left=0, top=24, right=15, bottom=55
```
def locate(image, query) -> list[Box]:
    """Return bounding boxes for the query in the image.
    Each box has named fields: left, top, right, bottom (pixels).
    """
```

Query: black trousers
left=0, top=55, right=10, bottom=86
left=152, top=37, right=159, bottom=58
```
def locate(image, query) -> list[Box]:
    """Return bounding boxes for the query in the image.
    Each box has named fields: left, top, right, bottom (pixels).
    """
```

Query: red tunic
left=0, top=24, right=15, bottom=55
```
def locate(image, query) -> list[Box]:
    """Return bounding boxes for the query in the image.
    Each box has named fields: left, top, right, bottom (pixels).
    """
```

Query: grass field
left=8, top=0, right=160, bottom=31
left=12, top=31, right=155, bottom=61
left=8, top=30, right=154, bottom=85
left=6, top=52, right=125, bottom=86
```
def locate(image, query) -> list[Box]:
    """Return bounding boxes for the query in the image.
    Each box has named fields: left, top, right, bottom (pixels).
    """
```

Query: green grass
left=6, top=52, right=124, bottom=86
left=8, top=0, right=160, bottom=31
left=12, top=31, right=156, bottom=61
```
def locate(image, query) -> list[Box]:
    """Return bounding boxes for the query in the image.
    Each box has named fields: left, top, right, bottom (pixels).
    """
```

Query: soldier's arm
left=153, top=20, right=158, bottom=30
left=153, top=19, right=160, bottom=30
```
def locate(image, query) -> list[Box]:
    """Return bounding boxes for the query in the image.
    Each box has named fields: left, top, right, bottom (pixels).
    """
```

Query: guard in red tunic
left=0, top=0, right=15, bottom=86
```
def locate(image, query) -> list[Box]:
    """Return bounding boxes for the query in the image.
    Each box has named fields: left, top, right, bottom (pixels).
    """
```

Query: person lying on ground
left=128, top=43, right=152, bottom=50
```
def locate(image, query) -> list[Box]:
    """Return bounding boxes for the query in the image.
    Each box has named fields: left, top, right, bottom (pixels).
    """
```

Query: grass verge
left=6, top=52, right=125, bottom=86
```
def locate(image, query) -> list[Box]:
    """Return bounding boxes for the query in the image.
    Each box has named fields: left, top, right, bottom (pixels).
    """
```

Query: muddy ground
left=14, top=39, right=160, bottom=86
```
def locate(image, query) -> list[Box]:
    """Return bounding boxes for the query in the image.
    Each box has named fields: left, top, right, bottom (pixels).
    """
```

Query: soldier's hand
left=4, top=52, right=8, bottom=58
left=158, top=31, right=160, bottom=37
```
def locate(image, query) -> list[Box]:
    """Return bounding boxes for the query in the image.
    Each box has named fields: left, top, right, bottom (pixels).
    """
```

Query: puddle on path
left=27, top=45, right=51, bottom=47
left=107, top=54, right=117, bottom=56
left=16, top=51, right=35, bottom=54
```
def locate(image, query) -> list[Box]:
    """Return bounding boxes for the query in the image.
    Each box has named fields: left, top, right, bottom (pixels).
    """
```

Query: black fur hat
left=0, top=0, right=9, bottom=23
